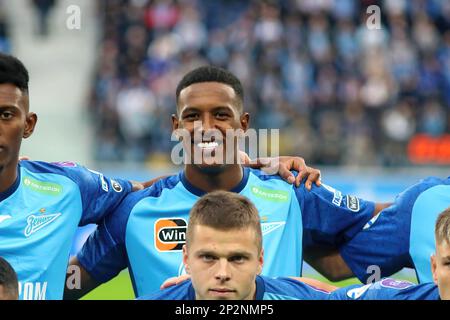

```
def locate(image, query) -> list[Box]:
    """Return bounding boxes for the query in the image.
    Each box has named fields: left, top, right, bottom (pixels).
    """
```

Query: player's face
left=183, top=225, right=263, bottom=300
left=0, top=83, right=36, bottom=171
left=173, top=82, right=249, bottom=171
left=431, top=240, right=450, bottom=300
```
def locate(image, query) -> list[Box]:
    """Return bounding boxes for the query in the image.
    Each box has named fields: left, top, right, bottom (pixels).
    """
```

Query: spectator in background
left=30, top=0, right=57, bottom=37
left=0, top=0, right=11, bottom=53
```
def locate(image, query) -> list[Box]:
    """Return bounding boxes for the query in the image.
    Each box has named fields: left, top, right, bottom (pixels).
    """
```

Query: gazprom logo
left=251, top=186, right=289, bottom=202
left=24, top=213, right=61, bottom=237
left=23, top=177, right=62, bottom=196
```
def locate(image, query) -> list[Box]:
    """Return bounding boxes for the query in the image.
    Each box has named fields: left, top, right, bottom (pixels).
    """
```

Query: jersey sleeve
left=294, top=181, right=376, bottom=247
left=330, top=278, right=438, bottom=300
left=339, top=177, right=443, bottom=283
left=77, top=191, right=144, bottom=283
left=56, top=163, right=133, bottom=225
left=137, top=280, right=193, bottom=300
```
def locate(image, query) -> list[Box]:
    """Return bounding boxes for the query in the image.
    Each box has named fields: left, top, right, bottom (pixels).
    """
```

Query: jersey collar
left=0, top=165, right=21, bottom=202
left=180, top=167, right=250, bottom=197
left=188, top=275, right=266, bottom=300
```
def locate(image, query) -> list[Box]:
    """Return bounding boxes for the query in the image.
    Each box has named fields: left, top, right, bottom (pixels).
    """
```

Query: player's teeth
left=197, top=142, right=219, bottom=148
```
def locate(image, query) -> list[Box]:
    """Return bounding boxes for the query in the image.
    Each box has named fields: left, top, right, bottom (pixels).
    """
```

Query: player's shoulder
left=137, top=280, right=193, bottom=300
left=120, top=173, right=183, bottom=211
left=247, top=168, right=296, bottom=192
left=416, top=175, right=450, bottom=188
left=147, top=172, right=183, bottom=197
left=19, top=160, right=81, bottom=175
left=397, top=175, right=450, bottom=203
left=248, top=168, right=293, bottom=183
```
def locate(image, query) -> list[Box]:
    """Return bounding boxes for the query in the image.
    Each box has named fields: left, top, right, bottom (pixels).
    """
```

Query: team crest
left=24, top=213, right=61, bottom=237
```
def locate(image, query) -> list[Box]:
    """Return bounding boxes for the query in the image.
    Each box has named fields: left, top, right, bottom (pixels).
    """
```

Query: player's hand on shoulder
left=160, top=274, right=191, bottom=289
left=130, top=175, right=170, bottom=191
left=243, top=153, right=321, bottom=190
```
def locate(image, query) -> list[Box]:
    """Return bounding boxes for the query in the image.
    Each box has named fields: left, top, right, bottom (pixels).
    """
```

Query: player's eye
left=229, top=255, right=247, bottom=263
left=183, top=113, right=199, bottom=120
left=200, top=254, right=216, bottom=262
left=215, top=112, right=230, bottom=120
left=0, top=111, right=14, bottom=120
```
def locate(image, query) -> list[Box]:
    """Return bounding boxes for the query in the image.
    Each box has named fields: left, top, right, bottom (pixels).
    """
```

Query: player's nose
left=214, top=259, right=231, bottom=282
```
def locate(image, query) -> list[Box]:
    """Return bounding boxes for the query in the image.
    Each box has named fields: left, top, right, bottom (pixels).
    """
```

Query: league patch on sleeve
left=346, top=195, right=360, bottom=212
left=380, top=278, right=414, bottom=290
left=111, top=179, right=123, bottom=192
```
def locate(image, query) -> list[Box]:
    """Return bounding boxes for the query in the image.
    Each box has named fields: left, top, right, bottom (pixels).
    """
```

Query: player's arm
left=63, top=194, right=135, bottom=299
left=295, top=182, right=383, bottom=281
left=329, top=279, right=434, bottom=300
left=338, top=177, right=445, bottom=283
left=288, top=276, right=339, bottom=292
left=374, top=202, right=391, bottom=216
left=303, top=246, right=354, bottom=282
left=64, top=256, right=100, bottom=300
left=302, top=203, right=389, bottom=282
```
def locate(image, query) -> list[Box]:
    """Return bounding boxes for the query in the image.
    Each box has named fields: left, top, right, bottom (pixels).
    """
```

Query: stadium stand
left=89, top=0, right=448, bottom=166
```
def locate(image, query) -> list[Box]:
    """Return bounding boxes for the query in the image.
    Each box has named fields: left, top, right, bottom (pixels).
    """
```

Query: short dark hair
left=435, top=207, right=450, bottom=245
left=0, top=53, right=29, bottom=94
left=0, top=257, right=18, bottom=300
left=187, top=191, right=262, bottom=252
left=176, top=65, right=244, bottom=112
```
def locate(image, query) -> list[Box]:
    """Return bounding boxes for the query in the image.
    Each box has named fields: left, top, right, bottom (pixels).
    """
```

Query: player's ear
left=182, top=245, right=191, bottom=274
left=23, top=112, right=37, bottom=139
left=431, top=254, right=438, bottom=285
left=172, top=113, right=179, bottom=131
left=257, top=248, right=264, bottom=275
left=240, top=112, right=249, bottom=132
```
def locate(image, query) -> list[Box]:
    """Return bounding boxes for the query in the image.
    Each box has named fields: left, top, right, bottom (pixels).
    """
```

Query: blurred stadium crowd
left=0, top=1, right=11, bottom=53
left=89, top=0, right=450, bottom=166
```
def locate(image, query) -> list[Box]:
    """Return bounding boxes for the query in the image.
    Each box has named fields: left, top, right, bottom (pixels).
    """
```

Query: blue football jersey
left=339, top=176, right=450, bottom=283
left=78, top=167, right=375, bottom=297
left=138, top=275, right=332, bottom=300
left=0, top=160, right=131, bottom=300
left=330, top=278, right=439, bottom=300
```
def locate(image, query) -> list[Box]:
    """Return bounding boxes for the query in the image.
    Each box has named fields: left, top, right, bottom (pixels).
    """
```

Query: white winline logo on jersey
left=261, top=222, right=286, bottom=236
left=0, top=215, right=12, bottom=224
left=154, top=218, right=187, bottom=252
left=24, top=213, right=61, bottom=237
